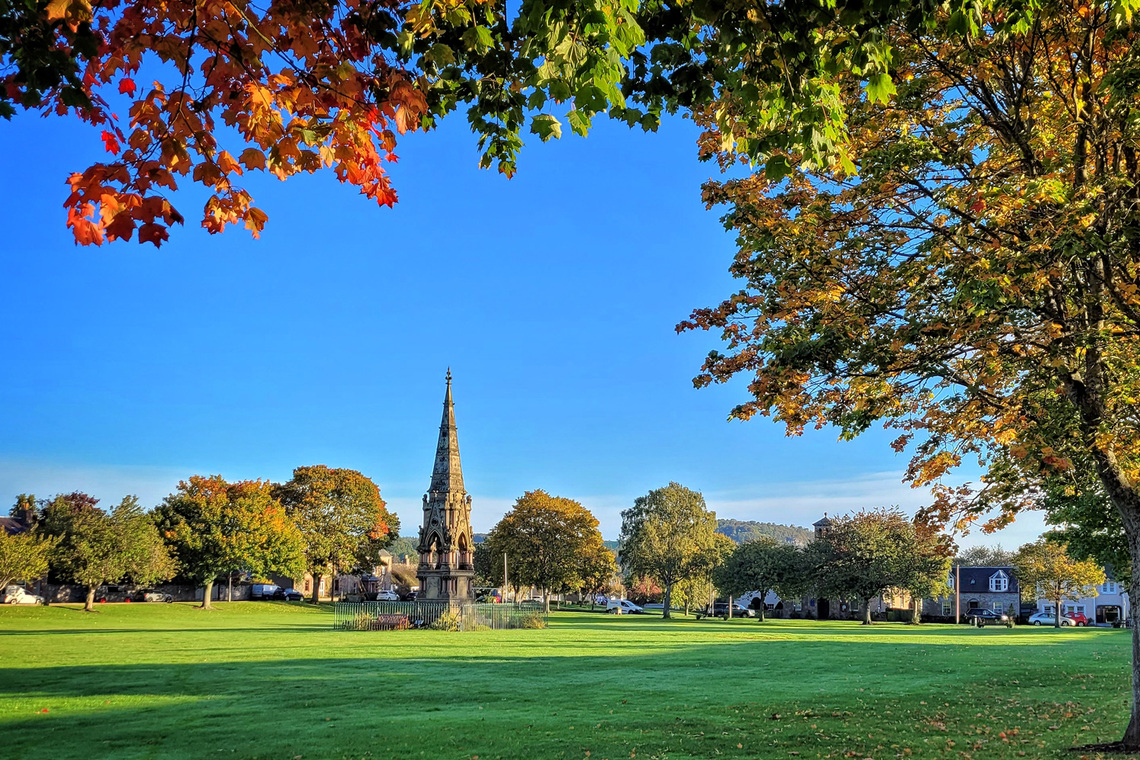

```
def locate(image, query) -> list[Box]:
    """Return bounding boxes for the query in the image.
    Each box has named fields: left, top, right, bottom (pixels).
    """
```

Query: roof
left=813, top=516, right=833, bottom=528
left=955, top=566, right=1020, bottom=594
left=0, top=517, right=27, bottom=535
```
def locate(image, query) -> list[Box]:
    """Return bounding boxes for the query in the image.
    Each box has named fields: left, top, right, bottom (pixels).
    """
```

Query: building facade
left=416, top=371, right=475, bottom=602
left=923, top=566, right=1021, bottom=619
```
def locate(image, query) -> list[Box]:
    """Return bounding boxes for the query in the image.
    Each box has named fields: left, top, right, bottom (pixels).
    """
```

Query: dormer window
left=989, top=571, right=1009, bottom=592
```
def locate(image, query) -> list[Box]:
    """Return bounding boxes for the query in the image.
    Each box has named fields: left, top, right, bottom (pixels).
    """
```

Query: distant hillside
left=716, top=519, right=813, bottom=546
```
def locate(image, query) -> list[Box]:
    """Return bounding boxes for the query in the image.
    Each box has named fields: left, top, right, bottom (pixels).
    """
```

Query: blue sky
left=0, top=107, right=1045, bottom=548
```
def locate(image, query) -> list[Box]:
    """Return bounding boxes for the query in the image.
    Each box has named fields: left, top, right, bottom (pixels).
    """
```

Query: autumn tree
left=654, top=0, right=1140, bottom=743
left=619, top=482, right=719, bottom=619
left=1014, top=540, right=1106, bottom=628
left=713, top=537, right=801, bottom=622
left=39, top=492, right=175, bottom=611
left=0, top=530, right=55, bottom=592
left=3, top=0, right=677, bottom=247
left=155, top=475, right=304, bottom=609
left=275, top=465, right=396, bottom=604
left=482, top=490, right=607, bottom=613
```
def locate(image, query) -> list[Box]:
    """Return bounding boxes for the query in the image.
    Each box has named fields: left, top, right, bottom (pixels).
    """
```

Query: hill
left=716, top=519, right=813, bottom=546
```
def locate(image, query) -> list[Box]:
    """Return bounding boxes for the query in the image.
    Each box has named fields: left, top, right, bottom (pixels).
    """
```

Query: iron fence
left=333, top=601, right=547, bottom=631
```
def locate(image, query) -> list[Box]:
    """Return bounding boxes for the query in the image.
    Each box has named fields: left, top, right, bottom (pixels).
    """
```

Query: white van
left=606, top=599, right=644, bottom=615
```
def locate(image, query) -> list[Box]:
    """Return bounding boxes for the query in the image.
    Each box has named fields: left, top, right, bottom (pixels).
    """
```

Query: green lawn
left=0, top=603, right=1134, bottom=760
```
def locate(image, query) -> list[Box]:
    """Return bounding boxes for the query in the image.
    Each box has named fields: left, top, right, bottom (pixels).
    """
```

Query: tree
left=482, top=490, right=606, bottom=613
left=40, top=492, right=175, bottom=611
left=4, top=0, right=674, bottom=247
left=275, top=465, right=397, bottom=604
left=810, top=510, right=948, bottom=625
left=1014, top=540, right=1106, bottom=628
left=155, top=475, right=304, bottom=609
left=619, top=482, right=719, bottom=619
left=667, top=0, right=1140, bottom=744
left=713, top=537, right=801, bottom=622
left=0, top=530, right=55, bottom=591
left=955, top=545, right=1017, bottom=568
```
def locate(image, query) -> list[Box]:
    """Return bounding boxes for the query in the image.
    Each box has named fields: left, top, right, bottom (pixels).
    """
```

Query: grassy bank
left=0, top=603, right=1132, bottom=759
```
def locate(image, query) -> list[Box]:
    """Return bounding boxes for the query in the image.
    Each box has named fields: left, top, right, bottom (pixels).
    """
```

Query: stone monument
left=416, top=370, right=475, bottom=602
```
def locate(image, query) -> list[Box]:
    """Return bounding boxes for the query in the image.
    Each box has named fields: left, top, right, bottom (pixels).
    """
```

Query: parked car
left=963, top=609, right=1011, bottom=626
left=3, top=585, right=43, bottom=605
left=273, top=587, right=305, bottom=602
left=400, top=591, right=418, bottom=602
left=1028, top=611, right=1076, bottom=626
left=143, top=591, right=174, bottom=603
left=251, top=583, right=280, bottom=599
left=606, top=599, right=645, bottom=614
left=1065, top=612, right=1090, bottom=626
left=697, top=602, right=755, bottom=620
left=371, top=589, right=399, bottom=602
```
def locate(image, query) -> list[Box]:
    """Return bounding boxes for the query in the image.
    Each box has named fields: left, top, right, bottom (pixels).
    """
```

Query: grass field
left=0, top=603, right=1135, bottom=760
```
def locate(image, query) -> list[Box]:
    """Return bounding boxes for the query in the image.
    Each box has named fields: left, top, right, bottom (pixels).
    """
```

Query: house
left=924, top=566, right=1020, bottom=619
left=1034, top=575, right=1130, bottom=625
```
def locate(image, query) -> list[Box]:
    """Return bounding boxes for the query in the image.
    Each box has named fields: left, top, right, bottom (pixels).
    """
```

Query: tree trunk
left=84, top=586, right=96, bottom=612
left=1056, top=590, right=1063, bottom=629
left=911, top=597, right=921, bottom=625
left=200, top=578, right=214, bottom=610
left=862, top=598, right=873, bottom=625
left=757, top=594, right=766, bottom=622
left=662, top=583, right=672, bottom=619
left=544, top=589, right=550, bottom=614
left=310, top=570, right=321, bottom=604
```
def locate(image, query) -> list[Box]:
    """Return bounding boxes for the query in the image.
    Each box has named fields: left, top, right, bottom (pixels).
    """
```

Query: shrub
left=430, top=609, right=462, bottom=631
left=788, top=611, right=803, bottom=620
left=520, top=612, right=548, bottom=629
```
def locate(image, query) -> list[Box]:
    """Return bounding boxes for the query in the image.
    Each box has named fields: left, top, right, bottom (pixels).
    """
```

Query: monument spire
left=429, top=368, right=464, bottom=494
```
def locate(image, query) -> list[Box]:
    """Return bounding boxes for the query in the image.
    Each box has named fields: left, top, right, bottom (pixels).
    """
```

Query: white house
left=1035, top=576, right=1129, bottom=625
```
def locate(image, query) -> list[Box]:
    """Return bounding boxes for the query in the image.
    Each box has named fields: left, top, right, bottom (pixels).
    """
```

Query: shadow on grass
left=0, top=636, right=1130, bottom=760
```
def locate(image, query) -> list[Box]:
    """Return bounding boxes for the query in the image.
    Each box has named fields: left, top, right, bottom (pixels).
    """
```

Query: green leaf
left=530, top=114, right=562, bottom=141
left=865, top=73, right=897, bottom=105
left=567, top=109, right=591, bottom=137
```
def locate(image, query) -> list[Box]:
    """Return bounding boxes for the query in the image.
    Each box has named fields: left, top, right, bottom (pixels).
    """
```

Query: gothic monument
left=416, top=370, right=475, bottom=602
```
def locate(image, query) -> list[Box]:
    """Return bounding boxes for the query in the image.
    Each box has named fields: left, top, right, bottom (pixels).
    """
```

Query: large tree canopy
left=671, top=0, right=1140, bottom=745
left=275, top=465, right=396, bottom=603
left=482, top=489, right=607, bottom=612
left=154, top=474, right=305, bottom=609
left=619, top=481, right=720, bottom=619
left=40, top=492, right=175, bottom=610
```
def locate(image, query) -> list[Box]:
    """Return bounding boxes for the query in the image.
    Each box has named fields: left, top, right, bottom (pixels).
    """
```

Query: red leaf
left=138, top=222, right=168, bottom=247
left=118, top=78, right=136, bottom=97
left=101, top=130, right=120, bottom=154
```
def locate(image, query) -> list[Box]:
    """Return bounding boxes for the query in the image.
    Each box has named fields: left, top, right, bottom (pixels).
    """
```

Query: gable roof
left=0, top=517, right=28, bottom=535
left=955, top=566, right=1020, bottom=594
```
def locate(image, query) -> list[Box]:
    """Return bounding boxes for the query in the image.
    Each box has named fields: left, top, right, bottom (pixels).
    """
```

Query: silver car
left=1027, top=612, right=1075, bottom=626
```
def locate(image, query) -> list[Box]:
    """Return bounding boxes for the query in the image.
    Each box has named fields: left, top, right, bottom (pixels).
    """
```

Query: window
left=942, top=601, right=952, bottom=616
left=992, top=602, right=1003, bottom=613
left=1102, top=582, right=1119, bottom=594
left=989, top=571, right=1009, bottom=592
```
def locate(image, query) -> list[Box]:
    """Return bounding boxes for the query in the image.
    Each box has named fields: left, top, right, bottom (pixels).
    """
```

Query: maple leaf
left=137, top=222, right=168, bottom=247
left=101, top=131, right=121, bottom=154
left=118, top=78, right=136, bottom=97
